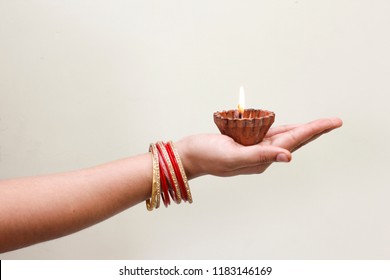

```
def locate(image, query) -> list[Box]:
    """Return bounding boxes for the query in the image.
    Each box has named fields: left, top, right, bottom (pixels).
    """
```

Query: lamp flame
left=237, top=86, right=245, bottom=117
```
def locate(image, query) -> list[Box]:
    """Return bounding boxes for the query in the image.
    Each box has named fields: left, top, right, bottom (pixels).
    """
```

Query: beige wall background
left=0, top=0, right=389, bottom=259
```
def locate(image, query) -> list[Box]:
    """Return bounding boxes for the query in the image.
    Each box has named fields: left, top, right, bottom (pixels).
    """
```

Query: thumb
left=233, top=145, right=292, bottom=168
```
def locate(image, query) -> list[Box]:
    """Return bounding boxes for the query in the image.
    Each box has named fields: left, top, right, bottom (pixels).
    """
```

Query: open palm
left=176, top=118, right=343, bottom=178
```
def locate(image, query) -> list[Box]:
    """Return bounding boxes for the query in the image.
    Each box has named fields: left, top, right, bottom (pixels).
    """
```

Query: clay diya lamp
left=214, top=109, right=275, bottom=146
left=213, top=87, right=275, bottom=146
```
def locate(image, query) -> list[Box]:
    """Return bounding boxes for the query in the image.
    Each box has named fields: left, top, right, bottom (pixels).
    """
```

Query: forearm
left=0, top=153, right=152, bottom=253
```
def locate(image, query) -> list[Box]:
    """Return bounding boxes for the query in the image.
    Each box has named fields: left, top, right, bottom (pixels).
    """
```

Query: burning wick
left=237, top=86, right=245, bottom=119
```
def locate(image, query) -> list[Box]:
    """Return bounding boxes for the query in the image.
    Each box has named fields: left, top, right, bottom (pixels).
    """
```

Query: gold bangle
left=156, top=141, right=182, bottom=204
left=168, top=141, right=193, bottom=203
left=146, top=143, right=160, bottom=211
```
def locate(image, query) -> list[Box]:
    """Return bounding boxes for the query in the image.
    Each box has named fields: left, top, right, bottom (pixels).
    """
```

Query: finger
left=221, top=155, right=292, bottom=176
left=231, top=145, right=291, bottom=170
left=219, top=164, right=272, bottom=176
left=267, top=118, right=342, bottom=138
left=266, top=124, right=300, bottom=138
left=272, top=118, right=343, bottom=151
left=290, top=124, right=341, bottom=152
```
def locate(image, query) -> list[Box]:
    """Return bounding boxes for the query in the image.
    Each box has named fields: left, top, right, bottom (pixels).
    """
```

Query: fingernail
left=276, top=153, right=289, bottom=162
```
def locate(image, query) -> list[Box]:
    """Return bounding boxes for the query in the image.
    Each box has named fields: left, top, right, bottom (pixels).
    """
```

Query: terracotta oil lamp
left=214, top=86, right=275, bottom=146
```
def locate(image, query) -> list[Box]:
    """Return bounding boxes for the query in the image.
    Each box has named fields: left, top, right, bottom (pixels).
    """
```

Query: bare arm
left=0, top=117, right=342, bottom=253
left=0, top=154, right=153, bottom=253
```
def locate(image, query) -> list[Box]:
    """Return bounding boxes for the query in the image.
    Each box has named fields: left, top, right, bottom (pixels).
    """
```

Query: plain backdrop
left=0, top=0, right=389, bottom=259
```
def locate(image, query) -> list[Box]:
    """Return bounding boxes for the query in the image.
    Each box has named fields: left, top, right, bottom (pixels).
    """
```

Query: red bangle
left=159, top=161, right=176, bottom=205
left=165, top=142, right=188, bottom=202
left=157, top=153, right=170, bottom=207
left=156, top=142, right=181, bottom=203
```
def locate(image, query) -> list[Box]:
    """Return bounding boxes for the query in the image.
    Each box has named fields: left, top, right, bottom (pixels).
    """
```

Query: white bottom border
left=2, top=260, right=390, bottom=280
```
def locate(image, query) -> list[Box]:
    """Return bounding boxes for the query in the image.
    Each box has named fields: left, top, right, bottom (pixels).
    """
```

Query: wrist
left=174, top=138, right=204, bottom=180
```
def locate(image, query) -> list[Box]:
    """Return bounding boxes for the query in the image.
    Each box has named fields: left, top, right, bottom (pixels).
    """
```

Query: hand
left=176, top=118, right=343, bottom=178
